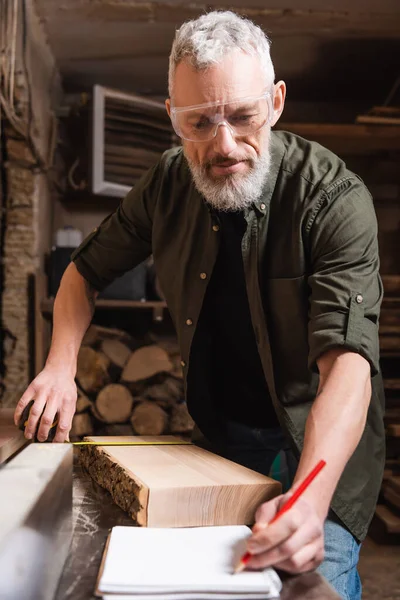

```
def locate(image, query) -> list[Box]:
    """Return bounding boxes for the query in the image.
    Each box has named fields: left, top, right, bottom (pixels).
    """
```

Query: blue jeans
left=194, top=421, right=362, bottom=600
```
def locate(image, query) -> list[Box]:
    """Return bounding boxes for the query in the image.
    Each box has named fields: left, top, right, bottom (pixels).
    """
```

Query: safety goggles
left=170, top=92, right=273, bottom=142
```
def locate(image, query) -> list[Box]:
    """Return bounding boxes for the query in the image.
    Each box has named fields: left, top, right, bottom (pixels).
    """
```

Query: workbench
left=55, top=454, right=340, bottom=600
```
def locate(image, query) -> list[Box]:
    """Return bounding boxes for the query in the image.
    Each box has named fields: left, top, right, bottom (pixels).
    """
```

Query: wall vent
left=92, top=85, right=177, bottom=197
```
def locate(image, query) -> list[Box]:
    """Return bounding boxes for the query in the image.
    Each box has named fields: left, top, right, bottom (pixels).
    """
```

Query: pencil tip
left=233, top=561, right=246, bottom=575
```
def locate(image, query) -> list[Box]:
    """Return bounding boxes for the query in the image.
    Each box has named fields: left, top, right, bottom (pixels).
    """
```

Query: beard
left=184, top=137, right=271, bottom=212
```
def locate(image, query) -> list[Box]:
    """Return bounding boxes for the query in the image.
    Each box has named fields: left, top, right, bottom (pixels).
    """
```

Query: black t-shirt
left=188, top=209, right=279, bottom=429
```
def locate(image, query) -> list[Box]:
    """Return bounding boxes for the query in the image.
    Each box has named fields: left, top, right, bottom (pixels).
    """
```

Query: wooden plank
left=384, top=379, right=400, bottom=391
left=384, top=409, right=400, bottom=425
left=375, top=505, right=400, bottom=534
left=384, top=486, right=400, bottom=511
left=383, top=462, right=400, bottom=482
left=79, top=435, right=281, bottom=528
left=356, top=115, right=400, bottom=125
left=387, top=424, right=400, bottom=437
left=382, top=275, right=400, bottom=296
left=275, top=123, right=400, bottom=154
left=379, top=335, right=400, bottom=356
left=380, top=309, right=400, bottom=328
left=387, top=476, right=400, bottom=496
left=0, top=444, right=72, bottom=600
left=379, top=335, right=400, bottom=351
left=0, top=409, right=27, bottom=464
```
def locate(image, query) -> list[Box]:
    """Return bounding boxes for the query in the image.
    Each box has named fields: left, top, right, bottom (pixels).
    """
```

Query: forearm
left=293, top=350, right=371, bottom=517
left=46, top=262, right=98, bottom=376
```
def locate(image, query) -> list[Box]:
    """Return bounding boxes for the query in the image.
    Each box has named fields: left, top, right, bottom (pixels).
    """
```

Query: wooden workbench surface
left=55, top=454, right=340, bottom=600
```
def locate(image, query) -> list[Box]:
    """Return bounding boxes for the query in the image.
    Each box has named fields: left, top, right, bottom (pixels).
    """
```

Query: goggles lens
left=171, top=93, right=272, bottom=142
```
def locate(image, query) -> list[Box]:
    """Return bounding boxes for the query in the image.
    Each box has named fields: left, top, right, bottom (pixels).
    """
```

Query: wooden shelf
left=382, top=275, right=400, bottom=298
left=41, top=298, right=167, bottom=321
left=384, top=379, right=400, bottom=391
left=275, top=123, right=400, bottom=154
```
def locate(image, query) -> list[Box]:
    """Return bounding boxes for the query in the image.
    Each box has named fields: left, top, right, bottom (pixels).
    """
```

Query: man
left=15, top=11, right=384, bottom=600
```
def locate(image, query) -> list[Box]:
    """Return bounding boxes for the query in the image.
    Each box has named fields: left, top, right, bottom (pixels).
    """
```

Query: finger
left=248, top=504, right=307, bottom=555
left=24, top=395, right=47, bottom=439
left=246, top=517, right=322, bottom=568
left=53, top=400, right=75, bottom=443
left=14, top=385, right=36, bottom=426
left=36, top=396, right=59, bottom=442
left=273, top=540, right=324, bottom=574
left=253, top=495, right=284, bottom=531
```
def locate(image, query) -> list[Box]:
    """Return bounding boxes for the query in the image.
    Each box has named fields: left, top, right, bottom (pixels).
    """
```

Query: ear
left=270, top=80, right=286, bottom=127
left=165, top=98, right=171, bottom=118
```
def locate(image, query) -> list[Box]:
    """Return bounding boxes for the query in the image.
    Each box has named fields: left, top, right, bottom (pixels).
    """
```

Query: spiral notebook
left=96, top=525, right=282, bottom=599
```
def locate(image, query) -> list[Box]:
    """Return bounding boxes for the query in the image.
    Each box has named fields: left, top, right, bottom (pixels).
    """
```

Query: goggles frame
left=170, top=91, right=273, bottom=142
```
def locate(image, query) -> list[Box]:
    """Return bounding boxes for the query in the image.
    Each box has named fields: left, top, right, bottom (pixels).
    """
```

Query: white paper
left=98, top=525, right=281, bottom=598
left=103, top=595, right=273, bottom=600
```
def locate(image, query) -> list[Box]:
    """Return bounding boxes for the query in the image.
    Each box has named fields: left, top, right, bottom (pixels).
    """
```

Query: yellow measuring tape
left=70, top=440, right=192, bottom=446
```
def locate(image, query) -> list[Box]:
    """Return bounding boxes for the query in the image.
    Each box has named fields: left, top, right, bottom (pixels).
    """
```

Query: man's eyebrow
left=186, top=109, right=213, bottom=119
left=229, top=101, right=259, bottom=113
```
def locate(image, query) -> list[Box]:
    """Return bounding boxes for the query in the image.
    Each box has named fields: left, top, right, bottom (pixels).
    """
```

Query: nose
left=212, top=122, right=237, bottom=156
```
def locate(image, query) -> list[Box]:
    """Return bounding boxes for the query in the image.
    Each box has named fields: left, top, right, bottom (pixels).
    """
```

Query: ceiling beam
left=35, top=1, right=400, bottom=38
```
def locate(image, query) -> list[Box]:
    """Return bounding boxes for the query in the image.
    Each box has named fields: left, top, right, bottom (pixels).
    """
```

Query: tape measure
left=19, top=400, right=58, bottom=442
left=70, top=440, right=192, bottom=446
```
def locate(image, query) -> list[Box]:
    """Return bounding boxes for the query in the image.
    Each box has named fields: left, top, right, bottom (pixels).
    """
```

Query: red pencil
left=234, top=459, right=327, bottom=574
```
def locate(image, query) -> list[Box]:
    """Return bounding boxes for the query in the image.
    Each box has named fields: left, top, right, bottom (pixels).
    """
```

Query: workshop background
left=0, top=1, right=399, bottom=597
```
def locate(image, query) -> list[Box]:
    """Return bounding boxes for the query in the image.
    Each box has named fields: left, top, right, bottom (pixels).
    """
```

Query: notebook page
left=98, top=526, right=282, bottom=596
left=103, top=594, right=276, bottom=600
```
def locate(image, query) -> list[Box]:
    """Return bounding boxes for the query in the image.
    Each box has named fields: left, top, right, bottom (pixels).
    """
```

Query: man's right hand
left=14, top=366, right=78, bottom=443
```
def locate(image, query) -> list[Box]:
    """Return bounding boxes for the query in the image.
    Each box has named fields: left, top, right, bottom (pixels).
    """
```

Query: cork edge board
left=79, top=441, right=150, bottom=526
left=80, top=436, right=281, bottom=527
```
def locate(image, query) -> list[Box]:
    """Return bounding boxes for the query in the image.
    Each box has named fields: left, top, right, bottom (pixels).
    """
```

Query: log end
left=79, top=445, right=148, bottom=525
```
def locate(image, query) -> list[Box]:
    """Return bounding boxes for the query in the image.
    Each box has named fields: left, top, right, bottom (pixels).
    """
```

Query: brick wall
left=0, top=2, right=61, bottom=407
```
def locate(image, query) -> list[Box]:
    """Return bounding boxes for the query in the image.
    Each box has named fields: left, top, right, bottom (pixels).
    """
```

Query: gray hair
left=168, top=11, right=275, bottom=98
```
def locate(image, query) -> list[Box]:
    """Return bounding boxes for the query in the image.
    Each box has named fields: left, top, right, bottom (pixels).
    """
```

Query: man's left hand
left=245, top=492, right=325, bottom=574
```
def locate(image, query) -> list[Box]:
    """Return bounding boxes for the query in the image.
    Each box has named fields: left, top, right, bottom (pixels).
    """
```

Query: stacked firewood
left=71, top=324, right=194, bottom=439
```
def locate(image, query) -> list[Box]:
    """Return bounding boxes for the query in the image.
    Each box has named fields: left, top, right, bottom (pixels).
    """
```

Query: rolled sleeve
left=307, top=178, right=383, bottom=375
left=71, top=163, right=160, bottom=291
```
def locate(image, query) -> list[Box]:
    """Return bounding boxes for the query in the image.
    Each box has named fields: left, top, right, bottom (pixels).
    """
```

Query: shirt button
left=356, top=294, right=363, bottom=304
left=212, top=224, right=220, bottom=232
left=185, top=319, right=193, bottom=326
left=200, top=272, right=207, bottom=280
left=180, top=360, right=186, bottom=367
left=260, top=203, right=266, bottom=210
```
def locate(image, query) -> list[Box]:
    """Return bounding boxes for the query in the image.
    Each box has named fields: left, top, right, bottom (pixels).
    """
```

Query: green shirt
left=72, top=130, right=385, bottom=541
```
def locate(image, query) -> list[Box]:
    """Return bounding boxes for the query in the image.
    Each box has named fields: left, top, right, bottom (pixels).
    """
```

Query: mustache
left=203, top=155, right=253, bottom=169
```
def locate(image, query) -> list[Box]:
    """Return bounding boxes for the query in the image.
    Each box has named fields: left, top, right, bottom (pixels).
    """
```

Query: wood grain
left=79, top=435, right=281, bottom=528
left=0, top=409, right=27, bottom=464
